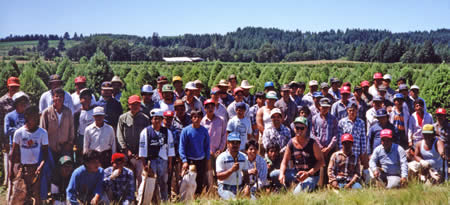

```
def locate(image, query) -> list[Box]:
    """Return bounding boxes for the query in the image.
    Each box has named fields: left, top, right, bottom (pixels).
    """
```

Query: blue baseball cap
left=264, top=81, right=274, bottom=88
left=313, top=91, right=324, bottom=98
left=227, top=132, right=241, bottom=141
left=375, top=109, right=388, bottom=117
left=393, top=93, right=404, bottom=100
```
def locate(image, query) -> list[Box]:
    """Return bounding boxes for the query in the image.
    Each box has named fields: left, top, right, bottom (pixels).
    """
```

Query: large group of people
left=0, top=72, right=448, bottom=204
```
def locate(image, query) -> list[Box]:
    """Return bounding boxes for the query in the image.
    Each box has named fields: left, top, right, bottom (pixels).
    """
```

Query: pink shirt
left=201, top=115, right=227, bottom=153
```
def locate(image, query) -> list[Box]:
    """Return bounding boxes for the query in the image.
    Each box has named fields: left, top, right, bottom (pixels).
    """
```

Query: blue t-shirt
left=179, top=125, right=210, bottom=163
left=66, top=165, right=104, bottom=204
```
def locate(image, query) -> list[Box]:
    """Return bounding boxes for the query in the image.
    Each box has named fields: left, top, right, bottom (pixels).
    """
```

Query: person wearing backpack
left=138, top=109, right=175, bottom=202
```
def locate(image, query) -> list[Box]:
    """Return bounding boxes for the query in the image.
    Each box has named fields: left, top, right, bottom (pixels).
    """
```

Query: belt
left=221, top=183, right=243, bottom=191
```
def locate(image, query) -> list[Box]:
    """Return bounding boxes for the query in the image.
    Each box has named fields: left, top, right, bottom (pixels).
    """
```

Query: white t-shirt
left=226, top=116, right=252, bottom=150
left=158, top=101, right=175, bottom=113
left=78, top=109, right=95, bottom=136
left=138, top=126, right=175, bottom=161
left=13, top=126, right=49, bottom=165
left=216, top=150, right=249, bottom=185
left=71, top=92, right=97, bottom=114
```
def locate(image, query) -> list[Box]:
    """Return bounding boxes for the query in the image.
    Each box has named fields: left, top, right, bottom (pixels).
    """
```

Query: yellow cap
left=172, top=76, right=182, bottom=82
left=422, top=124, right=434, bottom=134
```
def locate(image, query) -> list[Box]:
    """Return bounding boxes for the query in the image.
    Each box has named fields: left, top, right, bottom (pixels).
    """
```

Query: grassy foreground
left=181, top=181, right=449, bottom=205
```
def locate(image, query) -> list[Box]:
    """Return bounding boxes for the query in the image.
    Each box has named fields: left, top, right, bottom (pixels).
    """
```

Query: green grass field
left=0, top=40, right=80, bottom=56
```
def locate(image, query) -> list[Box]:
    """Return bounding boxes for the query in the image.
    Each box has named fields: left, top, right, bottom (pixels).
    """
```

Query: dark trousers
left=188, top=158, right=207, bottom=194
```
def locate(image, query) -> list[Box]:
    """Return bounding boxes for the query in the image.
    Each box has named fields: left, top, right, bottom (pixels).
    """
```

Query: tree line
left=1, top=50, right=448, bottom=114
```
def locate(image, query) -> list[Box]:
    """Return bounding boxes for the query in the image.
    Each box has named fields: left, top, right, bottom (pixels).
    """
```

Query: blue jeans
left=271, top=169, right=319, bottom=193
left=150, top=158, right=169, bottom=201
left=338, top=182, right=362, bottom=189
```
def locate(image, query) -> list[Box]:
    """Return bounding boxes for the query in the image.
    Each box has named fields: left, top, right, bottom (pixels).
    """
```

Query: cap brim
left=422, top=131, right=434, bottom=134
left=93, top=113, right=105, bottom=116
left=101, top=87, right=113, bottom=90
left=8, top=83, right=20, bottom=87
left=241, top=86, right=254, bottom=89
left=320, top=104, right=331, bottom=107
left=228, top=139, right=241, bottom=142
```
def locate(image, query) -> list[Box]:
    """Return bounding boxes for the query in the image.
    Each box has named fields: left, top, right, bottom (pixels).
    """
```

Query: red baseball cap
left=436, top=108, right=446, bottom=115
left=163, top=110, right=174, bottom=117
left=128, top=95, right=141, bottom=104
left=7, top=77, right=20, bottom=87
left=74, top=76, right=86, bottom=84
left=340, top=86, right=351, bottom=94
left=373, top=73, right=383, bottom=80
left=204, top=98, right=215, bottom=106
left=111, top=153, right=125, bottom=163
left=360, top=80, right=370, bottom=87
left=380, top=129, right=392, bottom=139
left=233, top=87, right=244, bottom=95
left=341, top=133, right=354, bottom=142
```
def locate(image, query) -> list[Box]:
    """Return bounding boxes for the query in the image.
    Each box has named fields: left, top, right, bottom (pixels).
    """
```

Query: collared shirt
left=369, top=143, right=408, bottom=178
left=408, top=111, right=434, bottom=146
left=201, top=115, right=227, bottom=153
left=338, top=117, right=367, bottom=157
left=246, top=154, right=268, bottom=186
left=291, top=94, right=307, bottom=108
left=248, top=104, right=261, bottom=136
left=331, top=100, right=350, bottom=121
left=71, top=92, right=96, bottom=114
left=309, top=104, right=320, bottom=117
left=214, top=103, right=229, bottom=123
left=175, top=114, right=192, bottom=128
left=13, top=126, right=49, bottom=165
left=95, top=98, right=123, bottom=128
left=303, top=92, right=314, bottom=107
left=83, top=122, right=116, bottom=153
left=4, top=110, right=26, bottom=145
left=140, top=102, right=154, bottom=117
left=349, top=97, right=368, bottom=122
left=182, top=96, right=205, bottom=115
left=275, top=98, right=297, bottom=127
left=138, top=126, right=175, bottom=161
left=243, top=95, right=255, bottom=107
left=216, top=150, right=248, bottom=185
left=98, top=91, right=121, bottom=102
left=219, top=94, right=234, bottom=107
left=0, top=93, right=14, bottom=142
left=39, top=90, right=74, bottom=114
left=409, top=96, right=427, bottom=112
left=227, top=116, right=252, bottom=151
left=262, top=125, right=291, bottom=150
left=311, top=113, right=339, bottom=148
left=103, top=167, right=135, bottom=202
left=117, top=111, right=149, bottom=154
left=227, top=101, right=250, bottom=120
left=174, top=90, right=185, bottom=100
left=74, top=108, right=95, bottom=136
left=329, top=89, right=341, bottom=101
left=365, top=107, right=379, bottom=134
left=434, top=121, right=449, bottom=144
left=328, top=150, right=360, bottom=184
left=40, top=105, right=75, bottom=153
left=367, top=122, right=395, bottom=155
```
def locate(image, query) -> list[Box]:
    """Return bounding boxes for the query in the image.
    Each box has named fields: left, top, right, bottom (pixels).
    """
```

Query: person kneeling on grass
left=245, top=140, right=268, bottom=192
left=216, top=132, right=252, bottom=199
left=408, top=124, right=445, bottom=184
left=278, top=117, right=324, bottom=194
left=369, top=129, right=408, bottom=189
left=327, top=134, right=362, bottom=189
left=104, top=153, right=135, bottom=205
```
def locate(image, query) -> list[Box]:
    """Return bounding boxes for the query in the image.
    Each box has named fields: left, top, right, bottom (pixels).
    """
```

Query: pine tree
left=58, top=39, right=65, bottom=51
left=19, top=65, right=48, bottom=106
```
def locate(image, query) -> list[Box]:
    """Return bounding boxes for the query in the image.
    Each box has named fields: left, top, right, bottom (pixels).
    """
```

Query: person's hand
left=296, top=171, right=309, bottom=182
left=182, top=162, right=189, bottom=171
left=110, top=168, right=122, bottom=179
left=279, top=174, right=286, bottom=185
left=215, top=150, right=221, bottom=158
left=400, top=177, right=407, bottom=186
left=331, top=181, right=339, bottom=189
left=230, top=162, right=240, bottom=172
left=344, top=183, right=352, bottom=189
left=373, top=169, right=380, bottom=178
left=35, top=167, right=42, bottom=176
left=248, top=168, right=258, bottom=175
left=91, top=194, right=100, bottom=205
left=127, top=149, right=133, bottom=157
left=408, top=142, right=413, bottom=149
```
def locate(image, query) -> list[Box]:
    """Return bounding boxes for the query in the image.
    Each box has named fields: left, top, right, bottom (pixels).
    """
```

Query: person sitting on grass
left=265, top=142, right=282, bottom=181
left=66, top=150, right=105, bottom=205
left=369, top=129, right=408, bottom=189
left=104, top=153, right=135, bottom=205
left=408, top=124, right=445, bottom=184
left=245, top=140, right=268, bottom=192
left=216, top=132, right=251, bottom=200
left=278, top=117, right=324, bottom=194
left=328, top=134, right=362, bottom=189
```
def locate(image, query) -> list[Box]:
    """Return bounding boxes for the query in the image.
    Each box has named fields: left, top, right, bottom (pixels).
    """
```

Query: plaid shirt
left=0, top=93, right=14, bottom=143
left=248, top=104, right=261, bottom=136
left=103, top=167, right=135, bottom=202
left=328, top=150, right=360, bottom=184
left=338, top=117, right=367, bottom=157
left=262, top=124, right=291, bottom=150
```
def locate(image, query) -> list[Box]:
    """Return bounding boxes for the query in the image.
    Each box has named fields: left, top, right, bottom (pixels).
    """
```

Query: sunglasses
left=295, top=126, right=306, bottom=130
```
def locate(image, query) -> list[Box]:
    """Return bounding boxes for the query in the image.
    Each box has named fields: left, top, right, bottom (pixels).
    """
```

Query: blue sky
left=1, top=0, right=449, bottom=38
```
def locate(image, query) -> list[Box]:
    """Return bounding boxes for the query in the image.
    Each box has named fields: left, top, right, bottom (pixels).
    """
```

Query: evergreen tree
left=19, top=65, right=48, bottom=106
left=58, top=39, right=65, bottom=51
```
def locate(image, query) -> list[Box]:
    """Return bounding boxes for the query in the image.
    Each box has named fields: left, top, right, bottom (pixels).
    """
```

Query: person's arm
left=204, top=129, right=210, bottom=161
left=66, top=170, right=79, bottom=205
left=116, top=116, right=127, bottom=151
left=68, top=112, right=75, bottom=146
left=92, top=169, right=104, bottom=204
left=369, top=148, right=379, bottom=173
left=216, top=159, right=239, bottom=181
left=262, top=129, right=269, bottom=150
left=413, top=141, right=423, bottom=162
left=309, top=141, right=325, bottom=176
left=279, top=143, right=291, bottom=185
left=258, top=157, right=268, bottom=183
left=138, top=129, right=147, bottom=158
left=219, top=119, right=227, bottom=151
left=327, top=152, right=337, bottom=186
left=179, top=128, right=188, bottom=163
left=110, top=127, right=116, bottom=154
left=436, top=140, right=445, bottom=159
left=256, top=108, right=264, bottom=133
left=346, top=156, right=361, bottom=188
left=83, top=127, right=89, bottom=154
left=407, top=115, right=415, bottom=147
left=398, top=146, right=408, bottom=179
left=40, top=110, right=48, bottom=130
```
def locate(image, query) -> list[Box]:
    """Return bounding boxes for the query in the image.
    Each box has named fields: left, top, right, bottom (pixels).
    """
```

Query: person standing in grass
left=278, top=117, right=324, bottom=193
left=369, top=129, right=408, bottom=189
left=328, top=134, right=362, bottom=189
